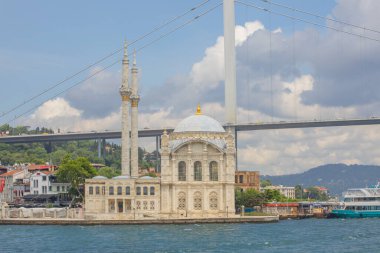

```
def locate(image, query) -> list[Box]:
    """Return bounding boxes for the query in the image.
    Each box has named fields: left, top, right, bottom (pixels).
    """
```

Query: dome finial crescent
left=195, top=104, right=202, bottom=115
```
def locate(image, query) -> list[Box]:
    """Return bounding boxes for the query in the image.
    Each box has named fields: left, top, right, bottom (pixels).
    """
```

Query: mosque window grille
left=125, top=200, right=132, bottom=210
left=136, top=187, right=141, bottom=195
left=102, top=186, right=105, bottom=195
left=96, top=186, right=100, bottom=195
left=209, top=192, right=218, bottom=210
left=117, top=186, right=122, bottom=195
left=178, top=161, right=186, bottom=181
left=193, top=192, right=202, bottom=210
left=89, top=186, right=93, bottom=195
left=126, top=186, right=130, bottom=195
left=194, top=161, right=202, bottom=181
left=109, top=186, right=114, bottom=195
left=143, top=201, right=148, bottom=210
left=150, top=201, right=155, bottom=210
left=136, top=201, right=141, bottom=210
left=143, top=186, right=148, bottom=195
left=209, top=161, right=218, bottom=181
left=178, top=192, right=186, bottom=210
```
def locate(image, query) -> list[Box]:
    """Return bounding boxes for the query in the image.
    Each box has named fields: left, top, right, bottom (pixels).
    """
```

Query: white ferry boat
left=330, top=182, right=380, bottom=218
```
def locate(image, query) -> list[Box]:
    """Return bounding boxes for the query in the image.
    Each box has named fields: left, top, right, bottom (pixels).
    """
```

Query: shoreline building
left=262, top=185, right=296, bottom=199
left=84, top=43, right=236, bottom=220
left=235, top=171, right=260, bottom=191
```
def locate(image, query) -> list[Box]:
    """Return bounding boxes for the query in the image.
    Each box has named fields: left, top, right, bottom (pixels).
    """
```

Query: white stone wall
left=160, top=132, right=236, bottom=218
left=85, top=178, right=160, bottom=220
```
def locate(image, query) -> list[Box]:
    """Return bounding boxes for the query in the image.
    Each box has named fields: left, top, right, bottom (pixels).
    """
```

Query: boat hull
left=330, top=209, right=380, bottom=218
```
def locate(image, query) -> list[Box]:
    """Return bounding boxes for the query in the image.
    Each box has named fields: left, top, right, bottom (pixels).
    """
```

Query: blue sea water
left=1, top=219, right=380, bottom=252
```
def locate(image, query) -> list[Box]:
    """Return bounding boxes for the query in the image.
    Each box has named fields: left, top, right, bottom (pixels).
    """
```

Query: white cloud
left=23, top=1, right=380, bottom=175
left=31, top=98, right=81, bottom=120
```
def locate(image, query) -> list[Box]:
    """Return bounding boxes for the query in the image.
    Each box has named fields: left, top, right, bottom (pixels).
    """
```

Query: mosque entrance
left=117, top=200, right=123, bottom=213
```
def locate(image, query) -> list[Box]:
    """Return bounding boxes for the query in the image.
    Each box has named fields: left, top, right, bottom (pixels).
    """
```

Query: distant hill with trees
left=0, top=124, right=157, bottom=171
left=262, top=164, right=380, bottom=195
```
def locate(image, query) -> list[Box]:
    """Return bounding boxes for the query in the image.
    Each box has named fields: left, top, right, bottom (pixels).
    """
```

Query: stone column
left=131, top=99, right=139, bottom=178
left=130, top=51, right=139, bottom=178
left=120, top=42, right=131, bottom=176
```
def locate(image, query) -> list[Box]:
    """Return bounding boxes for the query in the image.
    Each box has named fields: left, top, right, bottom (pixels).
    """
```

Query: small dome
left=112, top=175, right=130, bottom=180
left=139, top=176, right=154, bottom=179
left=174, top=114, right=225, bottom=133
left=93, top=176, right=107, bottom=179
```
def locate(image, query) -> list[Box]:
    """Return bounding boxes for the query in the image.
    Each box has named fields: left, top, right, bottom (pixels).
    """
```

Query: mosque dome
left=170, top=105, right=227, bottom=151
left=173, top=105, right=225, bottom=133
left=139, top=176, right=155, bottom=179
left=112, top=175, right=130, bottom=180
left=93, top=176, right=107, bottom=180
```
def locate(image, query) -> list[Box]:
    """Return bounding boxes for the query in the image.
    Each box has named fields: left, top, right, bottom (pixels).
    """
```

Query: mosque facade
left=84, top=44, right=236, bottom=220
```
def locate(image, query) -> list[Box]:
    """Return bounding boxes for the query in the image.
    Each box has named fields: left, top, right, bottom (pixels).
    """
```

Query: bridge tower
left=224, top=0, right=238, bottom=169
left=224, top=0, right=237, bottom=125
left=120, top=42, right=132, bottom=176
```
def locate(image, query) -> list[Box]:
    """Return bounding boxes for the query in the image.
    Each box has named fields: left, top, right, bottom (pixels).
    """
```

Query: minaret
left=130, top=50, right=140, bottom=178
left=120, top=42, right=131, bottom=176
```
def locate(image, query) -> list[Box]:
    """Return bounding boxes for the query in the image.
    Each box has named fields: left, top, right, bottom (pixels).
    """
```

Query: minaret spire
left=130, top=49, right=140, bottom=178
left=120, top=41, right=131, bottom=176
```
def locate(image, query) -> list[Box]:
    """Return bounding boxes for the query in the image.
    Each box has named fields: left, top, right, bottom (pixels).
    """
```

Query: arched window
left=109, top=186, right=114, bottom=195
left=136, top=186, right=141, bottom=195
left=150, top=186, right=155, bottom=195
left=117, top=186, right=122, bottom=195
left=209, top=161, right=218, bottom=181
left=194, top=161, right=202, bottom=181
left=193, top=192, right=202, bottom=210
left=89, top=186, right=93, bottom=195
left=143, top=186, right=148, bottom=195
left=126, top=186, right=130, bottom=195
left=178, top=161, right=186, bottom=181
left=209, top=192, right=218, bottom=210
left=178, top=192, right=186, bottom=210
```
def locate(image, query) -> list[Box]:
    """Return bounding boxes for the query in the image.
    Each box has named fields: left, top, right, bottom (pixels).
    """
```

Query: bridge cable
left=257, top=0, right=380, bottom=35
left=235, top=1, right=380, bottom=44
left=0, top=0, right=212, bottom=121
left=7, top=2, right=223, bottom=126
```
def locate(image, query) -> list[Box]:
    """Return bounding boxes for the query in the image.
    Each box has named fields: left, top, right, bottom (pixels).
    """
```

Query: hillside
left=262, top=164, right=380, bottom=195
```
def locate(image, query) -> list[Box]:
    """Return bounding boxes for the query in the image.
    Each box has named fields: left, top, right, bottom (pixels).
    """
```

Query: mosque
left=84, top=43, right=236, bottom=220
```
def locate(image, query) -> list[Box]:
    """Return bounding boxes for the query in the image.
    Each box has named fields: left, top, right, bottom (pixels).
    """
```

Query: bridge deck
left=1, top=118, right=380, bottom=144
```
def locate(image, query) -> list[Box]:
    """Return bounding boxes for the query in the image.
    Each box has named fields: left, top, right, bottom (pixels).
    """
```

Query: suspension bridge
left=1, top=0, right=380, bottom=169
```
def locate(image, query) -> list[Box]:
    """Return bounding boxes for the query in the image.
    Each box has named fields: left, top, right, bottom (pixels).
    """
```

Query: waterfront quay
left=0, top=215, right=279, bottom=225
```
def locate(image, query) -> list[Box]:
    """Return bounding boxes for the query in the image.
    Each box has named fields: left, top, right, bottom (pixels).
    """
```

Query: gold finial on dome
left=195, top=104, right=202, bottom=115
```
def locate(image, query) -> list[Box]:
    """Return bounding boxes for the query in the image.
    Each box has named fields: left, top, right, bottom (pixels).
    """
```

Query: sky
left=1, top=0, right=380, bottom=175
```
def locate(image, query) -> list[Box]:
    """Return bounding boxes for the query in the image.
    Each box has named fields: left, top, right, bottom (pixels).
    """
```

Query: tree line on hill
left=0, top=124, right=157, bottom=171
left=235, top=180, right=329, bottom=208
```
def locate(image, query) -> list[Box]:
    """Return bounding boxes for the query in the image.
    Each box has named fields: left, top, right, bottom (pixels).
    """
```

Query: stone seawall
left=1, top=207, right=84, bottom=219
left=0, top=216, right=279, bottom=225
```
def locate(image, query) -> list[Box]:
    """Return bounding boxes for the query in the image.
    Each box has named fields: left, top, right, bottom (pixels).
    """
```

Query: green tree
left=260, top=179, right=272, bottom=188
left=305, top=187, right=329, bottom=201
left=295, top=185, right=305, bottom=199
left=98, top=166, right=120, bottom=179
left=235, top=189, right=267, bottom=208
left=56, top=156, right=97, bottom=203
left=263, top=189, right=287, bottom=202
